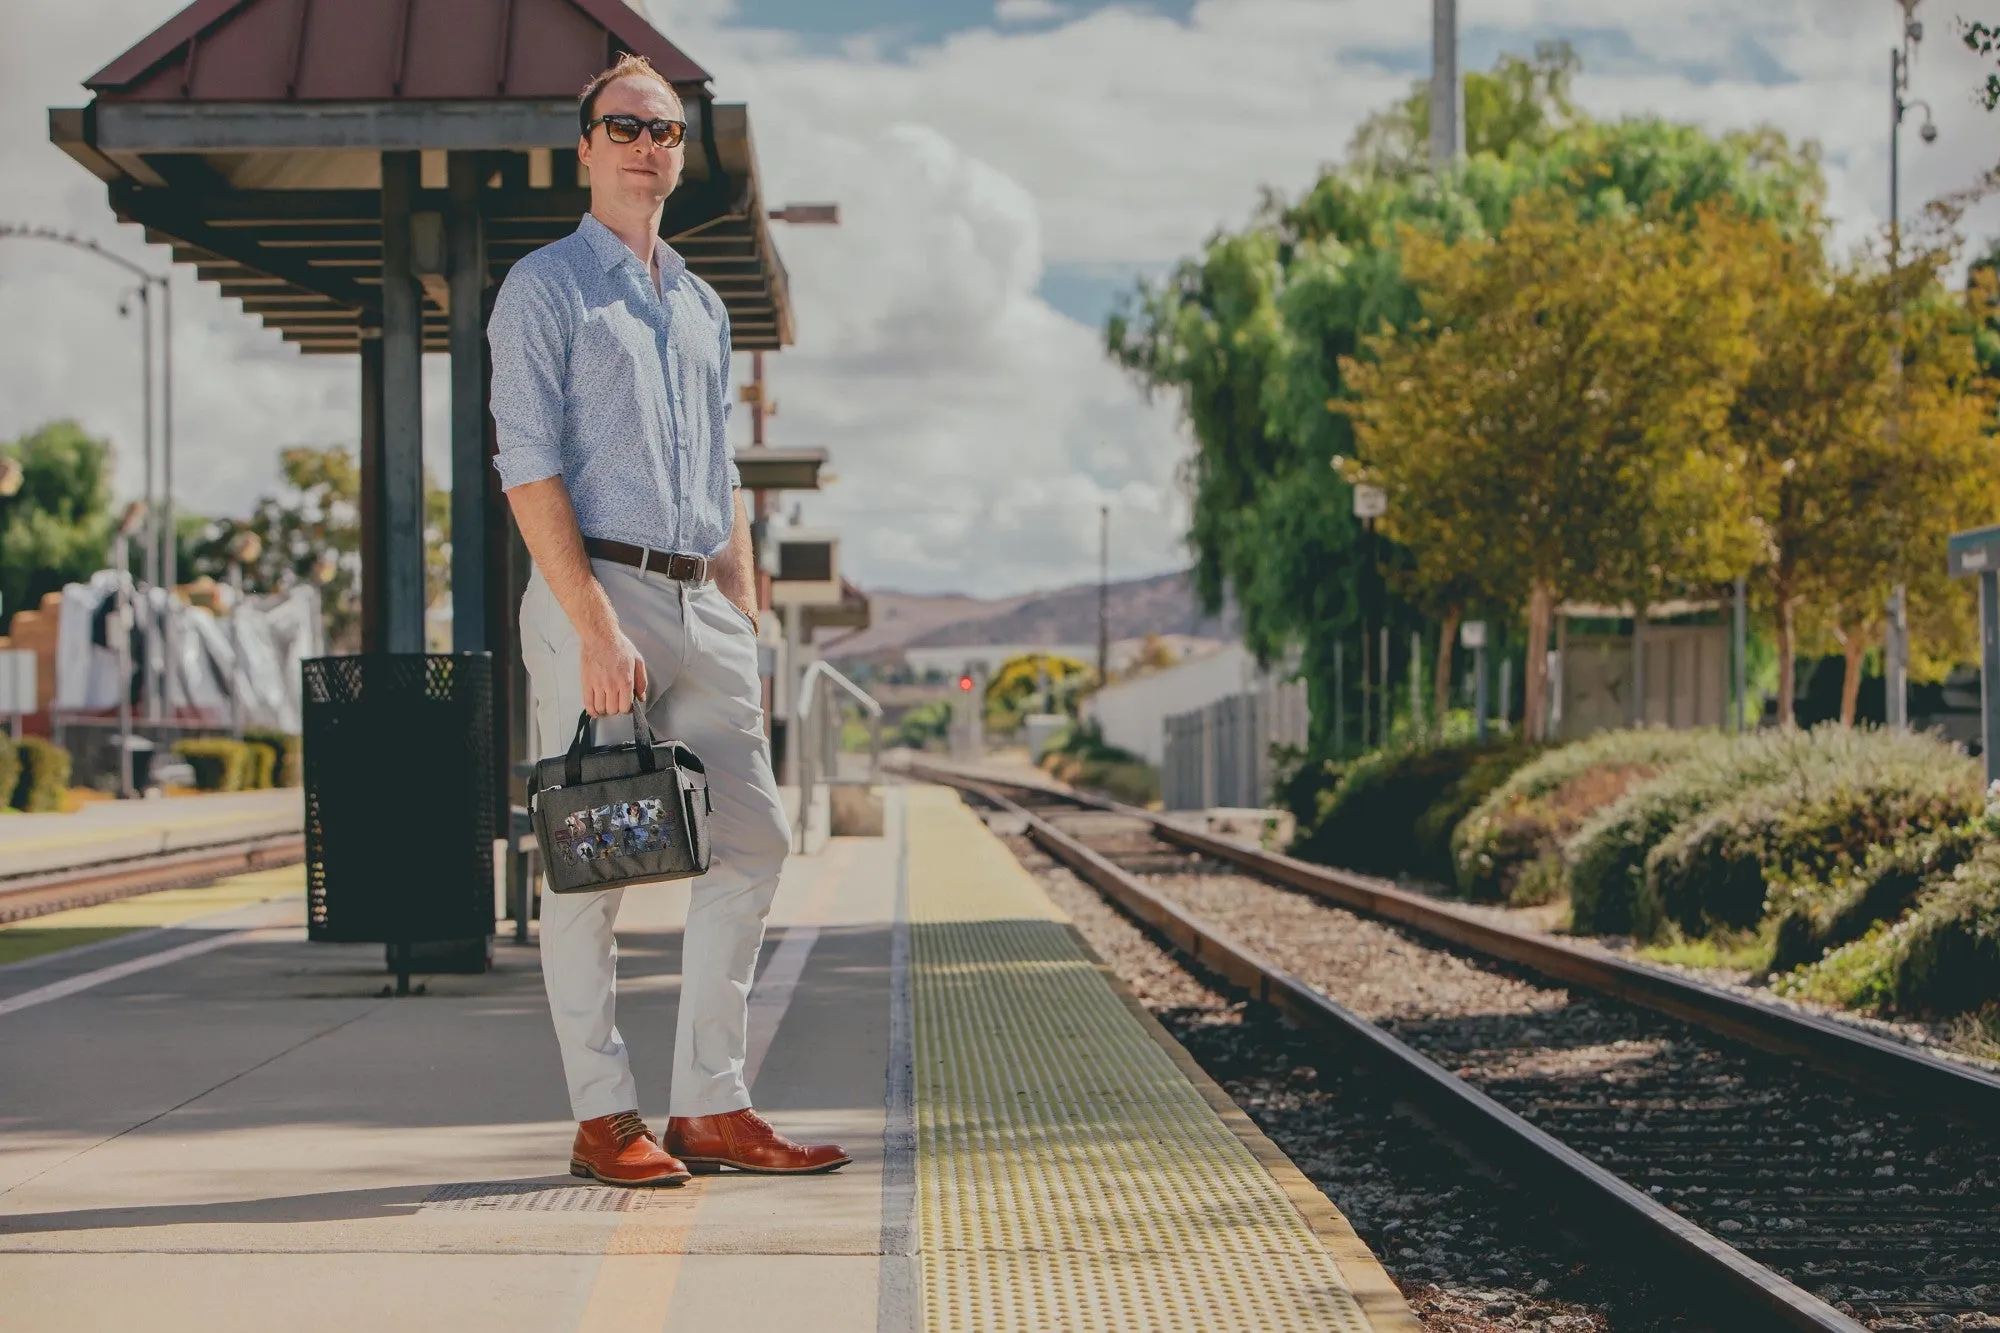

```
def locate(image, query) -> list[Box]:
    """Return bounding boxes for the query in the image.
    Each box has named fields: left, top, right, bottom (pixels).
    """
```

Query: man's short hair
left=578, top=53, right=682, bottom=134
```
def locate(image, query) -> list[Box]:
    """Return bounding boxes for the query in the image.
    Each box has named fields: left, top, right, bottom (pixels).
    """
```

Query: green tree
left=188, top=445, right=454, bottom=652
left=188, top=446, right=360, bottom=646
left=983, top=652, right=1093, bottom=732
left=1341, top=197, right=1762, bottom=736
left=0, top=420, right=115, bottom=626
left=1109, top=48, right=1824, bottom=755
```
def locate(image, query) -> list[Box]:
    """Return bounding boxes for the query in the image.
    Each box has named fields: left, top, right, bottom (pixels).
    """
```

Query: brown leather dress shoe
left=569, top=1110, right=692, bottom=1187
left=665, top=1109, right=851, bottom=1175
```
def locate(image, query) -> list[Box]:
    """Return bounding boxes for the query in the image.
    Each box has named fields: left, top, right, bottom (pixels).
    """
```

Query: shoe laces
left=606, top=1110, right=652, bottom=1146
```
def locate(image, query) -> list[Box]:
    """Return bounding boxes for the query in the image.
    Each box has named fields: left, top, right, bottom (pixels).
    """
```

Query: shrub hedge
left=1452, top=729, right=1717, bottom=903
left=0, top=734, right=18, bottom=814
left=1644, top=741, right=1980, bottom=938
left=13, top=736, right=71, bottom=812
left=1563, top=731, right=1813, bottom=936
left=1039, top=721, right=1161, bottom=807
left=1779, top=842, right=2000, bottom=1018
left=1561, top=727, right=1946, bottom=938
left=1292, top=740, right=1538, bottom=881
left=174, top=738, right=255, bottom=792
left=1767, top=822, right=1986, bottom=974
left=1889, top=852, right=2000, bottom=1015
left=243, top=729, right=301, bottom=787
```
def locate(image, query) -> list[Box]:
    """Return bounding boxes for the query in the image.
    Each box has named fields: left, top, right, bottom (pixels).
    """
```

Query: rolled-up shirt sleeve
left=488, top=259, right=568, bottom=491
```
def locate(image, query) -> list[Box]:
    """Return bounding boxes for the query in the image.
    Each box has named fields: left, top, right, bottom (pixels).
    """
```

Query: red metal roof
left=86, top=0, right=711, bottom=102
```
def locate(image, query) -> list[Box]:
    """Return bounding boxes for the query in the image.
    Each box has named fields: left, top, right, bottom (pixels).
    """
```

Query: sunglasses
left=584, top=114, right=687, bottom=148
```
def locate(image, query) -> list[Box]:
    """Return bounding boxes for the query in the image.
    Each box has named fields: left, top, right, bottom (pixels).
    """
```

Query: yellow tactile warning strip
left=0, top=866, right=304, bottom=967
left=904, top=785, right=1390, bottom=1333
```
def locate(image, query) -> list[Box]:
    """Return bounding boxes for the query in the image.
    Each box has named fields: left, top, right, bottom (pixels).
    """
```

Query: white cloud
left=4, top=0, right=1998, bottom=600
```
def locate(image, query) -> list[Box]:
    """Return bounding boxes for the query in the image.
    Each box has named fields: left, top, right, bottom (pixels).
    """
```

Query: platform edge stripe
left=1070, top=926, right=1423, bottom=1333
left=905, top=787, right=1377, bottom=1329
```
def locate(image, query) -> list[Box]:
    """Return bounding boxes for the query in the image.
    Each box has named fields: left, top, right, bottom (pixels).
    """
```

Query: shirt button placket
left=659, top=290, right=690, bottom=551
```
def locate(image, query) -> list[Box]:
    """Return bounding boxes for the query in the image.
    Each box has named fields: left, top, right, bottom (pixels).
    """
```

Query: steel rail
left=946, top=773, right=1865, bottom=1333
left=0, top=833, right=305, bottom=924
left=909, top=759, right=2000, bottom=1123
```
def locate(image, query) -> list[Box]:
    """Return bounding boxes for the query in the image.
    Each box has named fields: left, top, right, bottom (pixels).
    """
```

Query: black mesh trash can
left=303, top=654, right=495, bottom=989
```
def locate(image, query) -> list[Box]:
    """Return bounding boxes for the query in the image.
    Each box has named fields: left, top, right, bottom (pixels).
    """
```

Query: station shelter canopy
left=50, top=0, right=795, bottom=354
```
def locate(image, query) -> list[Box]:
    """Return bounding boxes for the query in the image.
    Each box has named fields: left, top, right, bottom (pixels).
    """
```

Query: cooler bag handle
left=562, top=697, right=660, bottom=788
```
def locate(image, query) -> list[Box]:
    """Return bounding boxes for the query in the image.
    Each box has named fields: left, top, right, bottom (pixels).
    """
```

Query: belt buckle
left=692, top=555, right=709, bottom=584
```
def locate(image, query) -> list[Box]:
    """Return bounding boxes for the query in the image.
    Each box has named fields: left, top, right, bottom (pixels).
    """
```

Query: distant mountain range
left=821, top=569, right=1241, bottom=665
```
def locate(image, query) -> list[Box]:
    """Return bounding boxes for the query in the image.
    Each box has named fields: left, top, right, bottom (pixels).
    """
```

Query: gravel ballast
left=1012, top=808, right=2000, bottom=1332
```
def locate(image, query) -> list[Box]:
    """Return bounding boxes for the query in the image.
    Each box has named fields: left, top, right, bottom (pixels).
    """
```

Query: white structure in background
left=1083, top=643, right=1270, bottom=767
left=1086, top=642, right=1309, bottom=811
left=55, top=573, right=324, bottom=732
left=1161, top=681, right=1310, bottom=812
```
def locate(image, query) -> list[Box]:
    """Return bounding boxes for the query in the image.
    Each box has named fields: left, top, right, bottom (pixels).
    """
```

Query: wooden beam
left=117, top=183, right=380, bottom=313
left=94, top=98, right=597, bottom=153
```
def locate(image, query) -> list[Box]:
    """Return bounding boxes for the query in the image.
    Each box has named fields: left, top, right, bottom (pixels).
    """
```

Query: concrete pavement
left=0, top=808, right=898, bottom=1333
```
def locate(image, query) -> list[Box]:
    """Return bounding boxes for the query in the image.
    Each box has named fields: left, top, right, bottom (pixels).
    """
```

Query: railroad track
left=0, top=834, right=306, bottom=925
left=913, top=762, right=2000, bottom=1333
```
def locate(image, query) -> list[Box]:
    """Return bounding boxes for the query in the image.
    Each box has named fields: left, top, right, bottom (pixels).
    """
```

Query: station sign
left=1947, top=524, right=2000, bottom=578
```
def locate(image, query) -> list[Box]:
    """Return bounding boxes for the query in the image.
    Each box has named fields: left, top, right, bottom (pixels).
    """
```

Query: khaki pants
left=521, top=559, right=789, bottom=1120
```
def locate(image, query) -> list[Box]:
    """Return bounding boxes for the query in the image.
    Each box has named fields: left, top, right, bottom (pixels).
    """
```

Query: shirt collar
left=577, top=213, right=687, bottom=285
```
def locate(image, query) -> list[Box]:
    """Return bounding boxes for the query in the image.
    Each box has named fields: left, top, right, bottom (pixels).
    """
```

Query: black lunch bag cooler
left=530, top=704, right=712, bottom=893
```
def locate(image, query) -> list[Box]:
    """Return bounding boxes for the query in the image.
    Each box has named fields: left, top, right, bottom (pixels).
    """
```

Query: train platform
left=0, top=788, right=303, bottom=879
left=0, top=784, right=1411, bottom=1332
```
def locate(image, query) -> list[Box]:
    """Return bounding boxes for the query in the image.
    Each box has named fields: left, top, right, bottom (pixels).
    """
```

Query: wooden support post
left=447, top=151, right=489, bottom=653
left=378, top=150, right=426, bottom=654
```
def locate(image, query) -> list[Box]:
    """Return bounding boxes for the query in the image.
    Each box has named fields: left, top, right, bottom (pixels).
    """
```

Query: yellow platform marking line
left=904, top=785, right=1394, bottom=1333
left=0, top=867, right=305, bottom=968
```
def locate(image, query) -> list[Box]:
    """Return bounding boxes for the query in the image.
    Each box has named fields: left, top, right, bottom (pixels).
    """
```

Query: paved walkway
left=0, top=785, right=1409, bottom=1332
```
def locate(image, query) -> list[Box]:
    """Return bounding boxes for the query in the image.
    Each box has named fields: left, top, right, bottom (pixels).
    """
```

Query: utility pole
left=1097, top=505, right=1110, bottom=685
left=1887, top=0, right=1934, bottom=730
left=1430, top=0, right=1463, bottom=170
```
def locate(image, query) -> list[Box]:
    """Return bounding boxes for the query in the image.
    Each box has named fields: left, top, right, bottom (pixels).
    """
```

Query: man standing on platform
left=489, top=53, right=848, bottom=1187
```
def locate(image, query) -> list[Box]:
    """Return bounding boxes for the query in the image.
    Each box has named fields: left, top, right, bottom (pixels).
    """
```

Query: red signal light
left=958, top=674, right=974, bottom=692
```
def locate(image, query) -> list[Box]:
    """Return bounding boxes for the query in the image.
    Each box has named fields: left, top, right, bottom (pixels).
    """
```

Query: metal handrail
left=796, top=659, right=882, bottom=720
left=792, top=660, right=883, bottom=852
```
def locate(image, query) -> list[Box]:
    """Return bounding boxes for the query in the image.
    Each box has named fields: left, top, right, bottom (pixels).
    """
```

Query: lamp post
left=1886, top=1, right=1936, bottom=731
left=1352, top=482, right=1387, bottom=748
left=116, top=283, right=163, bottom=725
left=0, top=225, right=176, bottom=714
left=110, top=500, right=147, bottom=799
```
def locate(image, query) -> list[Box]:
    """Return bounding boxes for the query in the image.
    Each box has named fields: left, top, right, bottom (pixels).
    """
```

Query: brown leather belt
left=583, top=538, right=712, bottom=584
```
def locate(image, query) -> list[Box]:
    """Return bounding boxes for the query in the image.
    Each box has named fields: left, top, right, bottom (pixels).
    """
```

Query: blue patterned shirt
left=489, top=214, right=739, bottom=558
